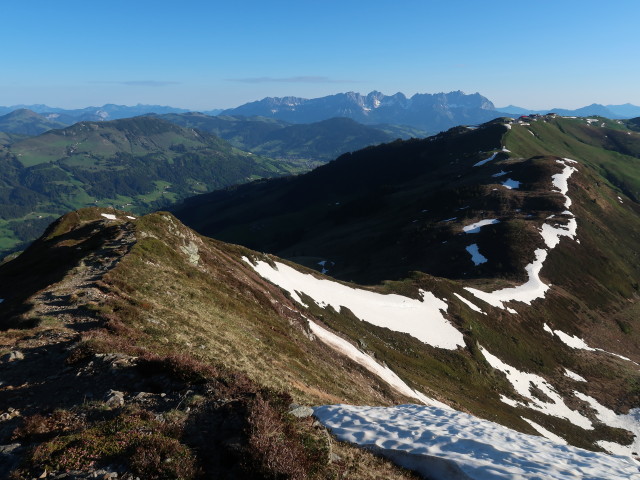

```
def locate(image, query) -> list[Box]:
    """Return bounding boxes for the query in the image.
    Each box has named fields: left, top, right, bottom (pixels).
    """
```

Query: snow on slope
left=465, top=158, right=578, bottom=310
left=574, top=393, right=640, bottom=457
left=479, top=346, right=593, bottom=430
left=465, top=249, right=549, bottom=309
left=465, top=244, right=488, bottom=265
left=463, top=218, right=499, bottom=233
left=243, top=258, right=464, bottom=350
left=474, top=152, right=498, bottom=167
left=314, top=404, right=640, bottom=480
left=306, top=317, right=446, bottom=406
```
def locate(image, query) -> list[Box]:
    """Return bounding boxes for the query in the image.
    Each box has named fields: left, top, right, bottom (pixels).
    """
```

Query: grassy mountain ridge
left=0, top=208, right=425, bottom=479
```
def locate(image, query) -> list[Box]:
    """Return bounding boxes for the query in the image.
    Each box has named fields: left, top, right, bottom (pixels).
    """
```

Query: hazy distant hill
left=157, top=113, right=408, bottom=165
left=221, top=90, right=500, bottom=131
left=498, top=103, right=640, bottom=119
left=0, top=103, right=211, bottom=124
left=0, top=109, right=67, bottom=135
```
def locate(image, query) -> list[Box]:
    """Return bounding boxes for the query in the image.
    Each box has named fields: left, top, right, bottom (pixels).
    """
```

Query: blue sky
left=2, top=0, right=638, bottom=110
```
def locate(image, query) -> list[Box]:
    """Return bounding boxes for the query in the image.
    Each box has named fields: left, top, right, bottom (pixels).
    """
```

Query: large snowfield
left=314, top=404, right=640, bottom=480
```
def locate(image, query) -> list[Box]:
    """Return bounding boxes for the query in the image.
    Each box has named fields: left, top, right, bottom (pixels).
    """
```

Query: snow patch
left=453, top=293, right=486, bottom=314
left=313, top=404, right=639, bottom=480
left=465, top=249, right=549, bottom=309
left=465, top=244, right=487, bottom=265
left=491, top=170, right=508, bottom=178
left=501, top=178, right=520, bottom=189
left=564, top=369, right=587, bottom=382
left=244, top=258, right=464, bottom=350
left=101, top=213, right=117, bottom=220
left=473, top=152, right=498, bottom=167
left=463, top=219, right=499, bottom=234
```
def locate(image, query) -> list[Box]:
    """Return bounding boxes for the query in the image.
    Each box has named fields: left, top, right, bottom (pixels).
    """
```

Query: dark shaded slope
left=173, top=121, right=514, bottom=282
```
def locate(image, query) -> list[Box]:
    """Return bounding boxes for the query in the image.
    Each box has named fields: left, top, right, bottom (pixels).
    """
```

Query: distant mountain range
left=497, top=103, right=640, bottom=119
left=2, top=94, right=640, bottom=138
left=220, top=90, right=500, bottom=132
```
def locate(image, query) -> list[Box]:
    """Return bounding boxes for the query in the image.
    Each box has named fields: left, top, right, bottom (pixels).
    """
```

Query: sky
left=2, top=0, right=639, bottom=110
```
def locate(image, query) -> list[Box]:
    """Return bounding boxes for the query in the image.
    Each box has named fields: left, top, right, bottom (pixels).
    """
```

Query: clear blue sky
left=2, top=0, right=638, bottom=110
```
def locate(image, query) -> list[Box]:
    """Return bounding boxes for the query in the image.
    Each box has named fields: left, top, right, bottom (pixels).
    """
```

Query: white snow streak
left=462, top=218, right=499, bottom=233
left=101, top=213, right=117, bottom=220
left=465, top=249, right=549, bottom=309
left=473, top=152, right=498, bottom=167
left=453, top=293, right=486, bottom=315
left=564, top=368, right=587, bottom=382
left=306, top=318, right=442, bottom=406
left=522, top=418, right=567, bottom=445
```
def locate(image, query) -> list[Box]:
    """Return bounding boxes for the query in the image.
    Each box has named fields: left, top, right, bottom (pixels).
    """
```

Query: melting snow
left=480, top=346, right=593, bottom=429
left=540, top=218, right=578, bottom=248
left=522, top=418, right=568, bottom=445
left=465, top=249, right=549, bottom=309
left=502, top=178, right=520, bottom=189
left=546, top=325, right=595, bottom=350
left=306, top=318, right=442, bottom=406
left=453, top=293, right=486, bottom=314
left=491, top=170, right=508, bottom=177
left=463, top=219, right=499, bottom=234
left=466, top=244, right=488, bottom=265
left=244, top=258, right=464, bottom=350
left=465, top=159, right=578, bottom=310
left=574, top=392, right=640, bottom=458
left=101, top=213, right=117, bottom=220
left=313, top=404, right=640, bottom=480
left=441, top=217, right=457, bottom=222
left=564, top=369, right=587, bottom=382
left=126, top=215, right=136, bottom=220
left=474, top=153, right=498, bottom=167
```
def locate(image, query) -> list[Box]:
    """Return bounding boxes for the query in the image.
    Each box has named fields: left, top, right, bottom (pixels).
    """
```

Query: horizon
left=2, top=1, right=639, bottom=110
left=2, top=90, right=638, bottom=114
